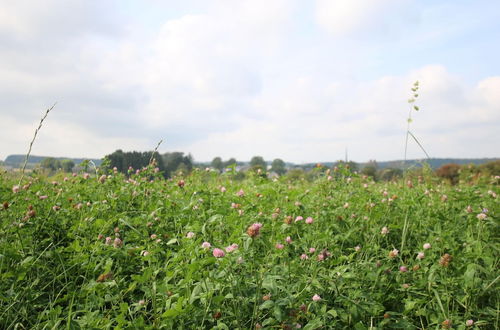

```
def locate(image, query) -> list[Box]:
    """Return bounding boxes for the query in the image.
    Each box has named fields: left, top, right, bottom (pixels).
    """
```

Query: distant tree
left=61, top=159, right=75, bottom=172
left=271, top=158, right=286, bottom=175
left=479, top=160, right=500, bottom=176
left=223, top=158, right=237, bottom=168
left=104, top=150, right=165, bottom=176
left=41, top=157, right=61, bottom=171
left=361, top=160, right=378, bottom=180
left=211, top=157, right=223, bottom=171
left=250, top=156, right=266, bottom=172
left=436, top=163, right=461, bottom=185
left=163, top=152, right=193, bottom=178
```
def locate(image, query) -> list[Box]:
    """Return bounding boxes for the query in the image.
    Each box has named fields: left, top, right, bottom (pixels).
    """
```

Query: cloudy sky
left=1, top=0, right=499, bottom=163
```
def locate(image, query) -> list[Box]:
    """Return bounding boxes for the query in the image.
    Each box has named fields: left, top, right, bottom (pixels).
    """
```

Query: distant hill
left=4, top=155, right=102, bottom=167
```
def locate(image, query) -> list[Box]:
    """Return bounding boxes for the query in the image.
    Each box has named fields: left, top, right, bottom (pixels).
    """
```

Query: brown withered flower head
left=439, top=253, right=452, bottom=267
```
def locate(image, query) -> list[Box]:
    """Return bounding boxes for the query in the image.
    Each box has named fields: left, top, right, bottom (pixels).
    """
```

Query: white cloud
left=185, top=65, right=500, bottom=162
left=0, top=1, right=498, bottom=164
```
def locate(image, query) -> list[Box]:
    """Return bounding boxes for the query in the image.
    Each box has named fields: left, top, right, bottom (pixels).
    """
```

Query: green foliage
left=436, top=163, right=462, bottom=185
left=0, top=165, right=498, bottom=328
left=271, top=158, right=286, bottom=176
left=250, top=156, right=266, bottom=170
left=40, top=157, right=61, bottom=171
left=211, top=157, right=224, bottom=171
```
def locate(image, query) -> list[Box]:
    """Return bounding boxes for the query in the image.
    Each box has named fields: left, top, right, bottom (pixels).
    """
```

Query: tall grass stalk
left=403, top=81, right=429, bottom=173
left=149, top=139, right=163, bottom=165
left=18, top=103, right=56, bottom=185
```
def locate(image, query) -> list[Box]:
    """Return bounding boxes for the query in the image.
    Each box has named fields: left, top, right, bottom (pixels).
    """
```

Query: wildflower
left=236, top=189, right=245, bottom=197
left=275, top=243, right=284, bottom=249
left=177, top=180, right=185, bottom=188
left=466, top=320, right=474, bottom=327
left=295, top=324, right=302, bottom=329
left=416, top=252, right=425, bottom=260
left=476, top=213, right=487, bottom=220
left=186, top=232, right=195, bottom=238
left=105, top=237, right=112, bottom=245
left=213, top=248, right=225, bottom=258
left=465, top=205, right=473, bottom=213
left=285, top=236, right=293, bottom=244
left=381, top=226, right=389, bottom=235
left=441, top=319, right=452, bottom=329
left=439, top=253, right=452, bottom=267
left=83, top=173, right=90, bottom=179
left=262, top=294, right=271, bottom=301
left=295, top=216, right=303, bottom=222
left=12, top=185, right=20, bottom=193
left=225, top=243, right=238, bottom=253
left=305, top=217, right=314, bottom=224
left=113, top=238, right=123, bottom=248
left=354, top=245, right=361, bottom=252
left=402, top=283, right=410, bottom=289
left=141, top=250, right=150, bottom=256
left=220, top=186, right=226, bottom=192
left=441, top=195, right=448, bottom=202
left=312, top=294, right=321, bottom=302
left=423, top=243, right=431, bottom=249
left=97, top=234, right=104, bottom=240
left=201, top=241, right=211, bottom=249
left=98, top=175, right=107, bottom=183
left=237, top=256, right=244, bottom=264
left=343, top=202, right=349, bottom=208
left=399, top=266, right=408, bottom=273
left=317, top=254, right=325, bottom=261
left=150, top=234, right=157, bottom=239
left=300, top=254, right=309, bottom=260
left=138, top=299, right=145, bottom=306
left=309, top=247, right=316, bottom=253
left=389, top=249, right=399, bottom=258
left=52, top=205, right=60, bottom=211
left=247, top=223, right=263, bottom=238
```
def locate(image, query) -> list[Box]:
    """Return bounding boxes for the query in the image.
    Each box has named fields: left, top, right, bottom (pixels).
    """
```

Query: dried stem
left=18, top=103, right=56, bottom=185
left=149, top=139, right=163, bottom=165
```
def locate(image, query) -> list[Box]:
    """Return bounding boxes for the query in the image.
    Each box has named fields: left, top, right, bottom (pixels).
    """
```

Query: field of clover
left=0, top=164, right=498, bottom=329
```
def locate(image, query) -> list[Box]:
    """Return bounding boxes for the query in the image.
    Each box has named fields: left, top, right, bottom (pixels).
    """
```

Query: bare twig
left=19, top=103, right=57, bottom=185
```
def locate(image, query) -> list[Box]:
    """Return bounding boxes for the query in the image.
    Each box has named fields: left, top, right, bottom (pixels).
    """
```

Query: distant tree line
left=40, top=158, right=75, bottom=172
left=103, top=150, right=193, bottom=178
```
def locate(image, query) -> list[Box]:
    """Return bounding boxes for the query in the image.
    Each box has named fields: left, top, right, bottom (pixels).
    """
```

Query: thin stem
left=149, top=139, right=164, bottom=165
left=19, top=103, right=57, bottom=185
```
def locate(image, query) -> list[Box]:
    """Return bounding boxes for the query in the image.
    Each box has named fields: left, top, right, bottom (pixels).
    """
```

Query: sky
left=1, top=0, right=499, bottom=163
